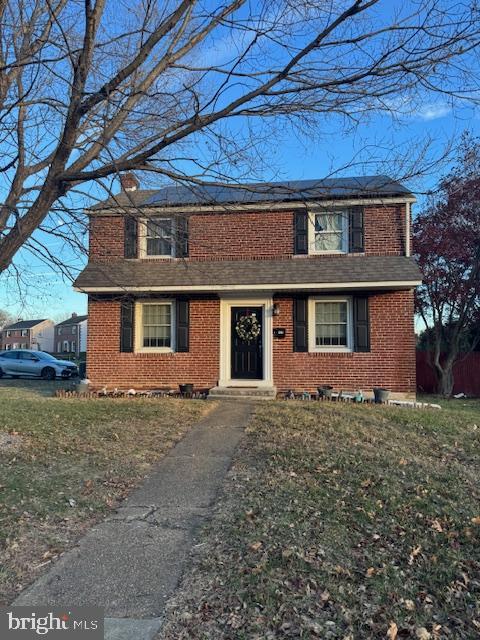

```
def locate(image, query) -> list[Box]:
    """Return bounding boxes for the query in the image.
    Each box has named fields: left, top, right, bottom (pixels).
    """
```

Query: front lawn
left=0, top=381, right=208, bottom=604
left=162, top=398, right=480, bottom=639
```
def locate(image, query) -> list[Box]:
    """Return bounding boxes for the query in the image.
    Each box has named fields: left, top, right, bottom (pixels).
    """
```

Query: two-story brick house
left=54, top=313, right=88, bottom=357
left=1, top=319, right=54, bottom=352
left=74, top=175, right=421, bottom=398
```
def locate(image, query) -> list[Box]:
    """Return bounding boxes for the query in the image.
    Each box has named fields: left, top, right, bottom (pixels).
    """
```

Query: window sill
left=140, top=255, right=176, bottom=260
left=309, top=250, right=347, bottom=256
left=135, top=348, right=174, bottom=354
left=308, top=349, right=354, bottom=356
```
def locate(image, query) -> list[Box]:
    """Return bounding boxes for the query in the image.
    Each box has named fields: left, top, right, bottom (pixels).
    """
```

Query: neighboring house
left=1, top=319, right=54, bottom=352
left=54, top=313, right=88, bottom=357
left=74, top=174, right=422, bottom=398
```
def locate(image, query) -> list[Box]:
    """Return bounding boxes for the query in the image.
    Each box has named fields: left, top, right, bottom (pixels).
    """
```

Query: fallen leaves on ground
left=0, top=387, right=208, bottom=604
left=160, top=400, right=480, bottom=640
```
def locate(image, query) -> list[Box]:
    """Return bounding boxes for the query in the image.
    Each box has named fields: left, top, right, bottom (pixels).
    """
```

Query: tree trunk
left=436, top=364, right=454, bottom=397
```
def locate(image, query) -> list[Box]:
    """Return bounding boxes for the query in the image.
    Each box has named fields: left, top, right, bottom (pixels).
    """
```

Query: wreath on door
left=235, top=313, right=261, bottom=343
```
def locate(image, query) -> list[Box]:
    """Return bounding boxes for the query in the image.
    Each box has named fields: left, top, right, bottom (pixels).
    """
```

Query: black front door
left=231, top=306, right=263, bottom=379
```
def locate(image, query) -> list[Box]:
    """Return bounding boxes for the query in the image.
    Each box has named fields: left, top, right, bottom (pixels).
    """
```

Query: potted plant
left=179, top=383, right=194, bottom=396
left=373, top=387, right=390, bottom=404
left=317, top=385, right=334, bottom=399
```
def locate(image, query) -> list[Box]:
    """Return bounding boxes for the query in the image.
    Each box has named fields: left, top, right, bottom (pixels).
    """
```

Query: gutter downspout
left=405, top=201, right=411, bottom=257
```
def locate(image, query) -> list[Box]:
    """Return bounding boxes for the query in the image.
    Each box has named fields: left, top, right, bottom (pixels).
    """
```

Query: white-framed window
left=6, top=330, right=11, bottom=337
left=58, top=327, right=63, bottom=335
left=5, top=344, right=12, bottom=350
left=141, top=217, right=175, bottom=258
left=20, top=343, right=27, bottom=349
left=21, top=329, right=28, bottom=337
left=308, top=209, right=348, bottom=254
left=71, top=341, right=76, bottom=352
left=135, top=301, right=174, bottom=352
left=308, top=297, right=353, bottom=352
left=63, top=340, right=69, bottom=352
left=12, top=343, right=19, bottom=349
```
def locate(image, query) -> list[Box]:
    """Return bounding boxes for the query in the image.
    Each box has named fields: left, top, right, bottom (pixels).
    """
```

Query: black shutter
left=176, top=215, right=189, bottom=258
left=349, top=206, right=364, bottom=253
left=353, top=296, right=370, bottom=352
left=293, top=297, right=308, bottom=352
left=124, top=216, right=138, bottom=258
left=120, top=299, right=134, bottom=352
left=294, top=210, right=308, bottom=255
left=176, top=299, right=189, bottom=352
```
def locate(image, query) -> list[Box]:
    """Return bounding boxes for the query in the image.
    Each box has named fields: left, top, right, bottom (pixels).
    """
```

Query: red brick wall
left=273, top=290, right=415, bottom=393
left=88, top=204, right=408, bottom=261
left=189, top=211, right=293, bottom=260
left=87, top=296, right=220, bottom=388
left=54, top=325, right=79, bottom=353
left=364, top=204, right=407, bottom=255
left=87, top=290, right=415, bottom=394
left=1, top=330, right=31, bottom=348
left=89, top=216, right=124, bottom=263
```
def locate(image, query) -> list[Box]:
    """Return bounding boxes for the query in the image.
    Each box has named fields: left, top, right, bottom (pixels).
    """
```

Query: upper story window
left=310, top=210, right=348, bottom=254
left=6, top=330, right=11, bottom=337
left=21, top=329, right=28, bottom=337
left=308, top=297, right=353, bottom=352
left=143, top=217, right=175, bottom=258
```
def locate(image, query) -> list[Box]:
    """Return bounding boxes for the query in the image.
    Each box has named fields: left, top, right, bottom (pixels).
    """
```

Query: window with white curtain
left=144, top=218, right=174, bottom=257
left=310, top=210, right=347, bottom=253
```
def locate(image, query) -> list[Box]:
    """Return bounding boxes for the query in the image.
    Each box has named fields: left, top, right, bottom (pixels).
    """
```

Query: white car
left=0, top=350, right=79, bottom=380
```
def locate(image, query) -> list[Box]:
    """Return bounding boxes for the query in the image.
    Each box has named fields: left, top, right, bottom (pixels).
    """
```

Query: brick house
left=1, top=319, right=54, bottom=352
left=54, top=313, right=88, bottom=357
left=74, top=175, right=421, bottom=398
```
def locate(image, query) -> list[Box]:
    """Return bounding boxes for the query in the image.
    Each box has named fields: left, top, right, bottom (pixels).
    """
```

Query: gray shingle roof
left=90, top=189, right=158, bottom=211
left=90, top=176, right=412, bottom=211
left=74, top=256, right=421, bottom=291
left=55, top=315, right=88, bottom=327
left=3, top=319, right=48, bottom=330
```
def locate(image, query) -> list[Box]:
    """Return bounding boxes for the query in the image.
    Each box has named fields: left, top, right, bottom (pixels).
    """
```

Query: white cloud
left=416, top=102, right=452, bottom=121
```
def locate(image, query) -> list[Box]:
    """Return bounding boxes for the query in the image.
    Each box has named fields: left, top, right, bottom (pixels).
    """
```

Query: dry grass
left=0, top=380, right=209, bottom=604
left=161, top=398, right=480, bottom=640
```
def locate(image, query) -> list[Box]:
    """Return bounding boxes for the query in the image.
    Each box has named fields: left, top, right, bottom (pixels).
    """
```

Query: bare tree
left=0, top=308, right=13, bottom=329
left=0, top=0, right=479, bottom=279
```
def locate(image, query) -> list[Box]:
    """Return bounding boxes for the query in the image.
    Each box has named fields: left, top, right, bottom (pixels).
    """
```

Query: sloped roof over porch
left=74, top=255, right=421, bottom=293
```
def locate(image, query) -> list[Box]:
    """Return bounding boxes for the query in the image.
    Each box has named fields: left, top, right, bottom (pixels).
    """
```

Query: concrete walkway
left=14, top=401, right=253, bottom=639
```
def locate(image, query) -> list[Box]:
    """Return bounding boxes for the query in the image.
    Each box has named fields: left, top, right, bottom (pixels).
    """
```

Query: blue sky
left=1, top=99, right=477, bottom=321
left=0, top=0, right=478, bottom=322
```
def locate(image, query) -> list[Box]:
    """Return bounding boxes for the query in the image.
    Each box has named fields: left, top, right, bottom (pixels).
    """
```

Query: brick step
left=208, top=386, right=277, bottom=400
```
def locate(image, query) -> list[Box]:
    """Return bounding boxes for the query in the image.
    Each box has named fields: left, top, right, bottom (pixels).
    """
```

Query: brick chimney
left=71, top=312, right=78, bottom=318
left=120, top=173, right=139, bottom=192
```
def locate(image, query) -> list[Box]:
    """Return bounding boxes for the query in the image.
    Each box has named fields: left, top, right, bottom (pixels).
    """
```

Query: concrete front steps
left=208, top=386, right=277, bottom=400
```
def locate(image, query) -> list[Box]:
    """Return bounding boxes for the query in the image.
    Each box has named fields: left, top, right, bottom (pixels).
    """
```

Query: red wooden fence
left=416, top=351, right=480, bottom=396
